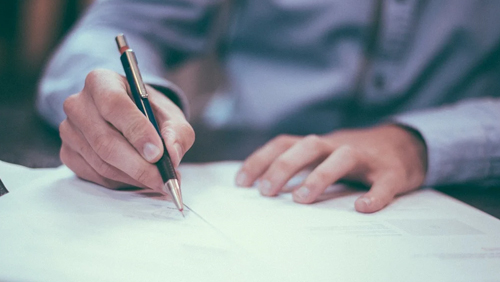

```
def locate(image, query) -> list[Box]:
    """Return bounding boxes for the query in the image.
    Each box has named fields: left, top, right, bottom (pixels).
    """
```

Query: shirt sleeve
left=36, top=0, right=226, bottom=128
left=392, top=97, right=500, bottom=187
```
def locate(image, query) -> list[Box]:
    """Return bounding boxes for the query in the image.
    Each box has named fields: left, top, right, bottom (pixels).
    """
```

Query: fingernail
left=358, top=197, right=372, bottom=208
left=295, top=186, right=310, bottom=200
left=143, top=142, right=161, bottom=162
left=258, top=180, right=272, bottom=195
left=173, top=143, right=183, bottom=166
left=235, top=171, right=247, bottom=186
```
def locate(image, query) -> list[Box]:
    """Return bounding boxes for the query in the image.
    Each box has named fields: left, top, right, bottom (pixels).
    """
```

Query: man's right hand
left=59, top=69, right=195, bottom=192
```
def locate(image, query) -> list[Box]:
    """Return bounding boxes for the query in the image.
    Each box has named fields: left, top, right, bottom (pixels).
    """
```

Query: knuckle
left=178, top=122, right=195, bottom=146
left=272, top=157, right=294, bottom=173
left=337, top=144, right=358, bottom=159
left=123, top=118, right=149, bottom=144
left=62, top=94, right=79, bottom=115
left=312, top=170, right=331, bottom=186
left=77, top=141, right=90, bottom=157
left=240, top=157, right=260, bottom=174
left=59, top=146, right=70, bottom=165
left=94, top=159, right=117, bottom=180
left=303, top=134, right=320, bottom=143
left=84, top=69, right=126, bottom=119
left=85, top=69, right=108, bottom=88
left=274, top=134, right=294, bottom=146
left=93, top=134, right=116, bottom=161
left=304, top=171, right=327, bottom=190
left=301, top=134, right=323, bottom=150
left=133, top=167, right=153, bottom=184
left=99, top=92, right=123, bottom=119
left=59, top=120, right=69, bottom=140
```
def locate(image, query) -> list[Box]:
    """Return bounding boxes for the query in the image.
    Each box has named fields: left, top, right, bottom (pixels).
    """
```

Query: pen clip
left=115, top=34, right=148, bottom=99
left=124, top=51, right=148, bottom=99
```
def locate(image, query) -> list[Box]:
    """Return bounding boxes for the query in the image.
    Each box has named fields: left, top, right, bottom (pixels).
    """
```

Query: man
left=37, top=0, right=500, bottom=213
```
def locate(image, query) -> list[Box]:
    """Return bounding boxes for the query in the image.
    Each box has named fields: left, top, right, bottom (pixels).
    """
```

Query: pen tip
left=180, top=210, right=185, bottom=218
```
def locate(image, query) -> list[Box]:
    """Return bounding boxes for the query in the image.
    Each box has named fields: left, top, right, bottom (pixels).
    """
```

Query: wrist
left=388, top=123, right=428, bottom=183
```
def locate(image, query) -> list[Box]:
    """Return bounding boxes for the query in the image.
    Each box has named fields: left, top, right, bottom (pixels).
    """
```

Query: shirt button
left=373, top=73, right=386, bottom=90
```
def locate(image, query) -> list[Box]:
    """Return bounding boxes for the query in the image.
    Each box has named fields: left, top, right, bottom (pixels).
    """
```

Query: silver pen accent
left=164, top=179, right=184, bottom=215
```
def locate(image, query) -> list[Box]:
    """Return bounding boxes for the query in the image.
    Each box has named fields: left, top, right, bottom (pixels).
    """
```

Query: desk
left=1, top=83, right=499, bottom=219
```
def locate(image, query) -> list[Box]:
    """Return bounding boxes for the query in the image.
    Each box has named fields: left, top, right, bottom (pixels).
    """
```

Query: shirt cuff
left=143, top=75, right=190, bottom=119
left=391, top=101, right=493, bottom=187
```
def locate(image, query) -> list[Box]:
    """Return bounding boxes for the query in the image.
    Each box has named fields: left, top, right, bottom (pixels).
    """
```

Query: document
left=0, top=159, right=56, bottom=192
left=0, top=163, right=274, bottom=282
left=0, top=161, right=499, bottom=282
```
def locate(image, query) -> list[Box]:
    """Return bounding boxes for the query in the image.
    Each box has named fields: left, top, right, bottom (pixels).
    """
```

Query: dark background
left=0, top=1, right=498, bottom=218
left=0, top=0, right=92, bottom=168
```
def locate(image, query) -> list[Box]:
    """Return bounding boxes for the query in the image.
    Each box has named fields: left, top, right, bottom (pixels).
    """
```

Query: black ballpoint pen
left=115, top=34, right=184, bottom=215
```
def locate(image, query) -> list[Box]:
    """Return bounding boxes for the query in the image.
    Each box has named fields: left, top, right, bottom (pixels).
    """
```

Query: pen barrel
left=121, top=54, right=178, bottom=182
left=156, top=146, right=178, bottom=181
left=121, top=51, right=148, bottom=98
left=142, top=98, right=178, bottom=181
left=141, top=97, right=178, bottom=182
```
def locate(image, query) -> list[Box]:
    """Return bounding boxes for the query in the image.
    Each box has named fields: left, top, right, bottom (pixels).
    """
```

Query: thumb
left=354, top=175, right=401, bottom=213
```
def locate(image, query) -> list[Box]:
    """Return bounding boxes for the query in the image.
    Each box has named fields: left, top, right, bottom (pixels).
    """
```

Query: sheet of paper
left=0, top=164, right=273, bottom=282
left=183, top=162, right=500, bottom=282
left=1, top=161, right=499, bottom=282
left=0, top=160, right=56, bottom=192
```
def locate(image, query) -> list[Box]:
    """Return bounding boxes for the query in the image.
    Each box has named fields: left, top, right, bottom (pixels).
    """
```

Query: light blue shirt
left=37, top=0, right=500, bottom=187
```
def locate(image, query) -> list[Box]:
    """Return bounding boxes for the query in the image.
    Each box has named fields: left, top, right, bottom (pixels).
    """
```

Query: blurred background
left=0, top=0, right=220, bottom=168
left=0, top=0, right=93, bottom=88
left=0, top=0, right=94, bottom=167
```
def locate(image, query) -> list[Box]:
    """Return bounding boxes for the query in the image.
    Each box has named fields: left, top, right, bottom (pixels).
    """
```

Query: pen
left=115, top=34, right=184, bottom=215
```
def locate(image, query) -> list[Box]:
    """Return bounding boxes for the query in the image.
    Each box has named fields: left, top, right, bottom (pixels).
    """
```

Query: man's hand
left=235, top=125, right=427, bottom=213
left=59, top=69, right=194, bottom=192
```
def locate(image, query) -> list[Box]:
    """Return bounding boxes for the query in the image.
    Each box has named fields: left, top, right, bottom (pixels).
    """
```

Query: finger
left=235, top=135, right=299, bottom=187
left=63, top=88, right=163, bottom=190
left=149, top=87, right=195, bottom=167
left=293, top=145, right=358, bottom=204
left=176, top=169, right=182, bottom=185
left=258, top=135, right=330, bottom=196
left=85, top=69, right=164, bottom=163
left=60, top=144, right=125, bottom=189
left=354, top=173, right=401, bottom=213
left=160, top=121, right=195, bottom=168
left=60, top=119, right=149, bottom=190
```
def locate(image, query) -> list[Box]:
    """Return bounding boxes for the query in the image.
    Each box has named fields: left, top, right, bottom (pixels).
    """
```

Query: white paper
left=1, top=161, right=499, bottom=282
left=0, top=164, right=271, bottom=282
left=0, top=160, right=56, bottom=192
